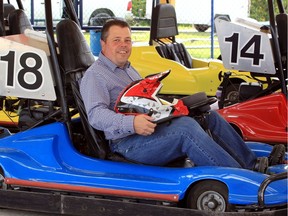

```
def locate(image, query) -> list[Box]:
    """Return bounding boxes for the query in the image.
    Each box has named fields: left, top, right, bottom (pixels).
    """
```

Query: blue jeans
left=110, top=111, right=257, bottom=169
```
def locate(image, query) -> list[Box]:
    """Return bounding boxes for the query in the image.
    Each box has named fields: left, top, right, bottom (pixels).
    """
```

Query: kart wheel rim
left=196, top=190, right=226, bottom=212
left=226, top=91, right=239, bottom=104
left=0, top=173, right=7, bottom=190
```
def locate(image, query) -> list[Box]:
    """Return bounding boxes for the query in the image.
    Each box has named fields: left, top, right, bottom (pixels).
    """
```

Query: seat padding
left=8, top=9, right=33, bottom=35
left=150, top=3, right=178, bottom=41
left=150, top=4, right=193, bottom=68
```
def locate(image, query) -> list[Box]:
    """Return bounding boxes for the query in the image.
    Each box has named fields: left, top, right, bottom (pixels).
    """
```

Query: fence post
left=210, top=0, right=214, bottom=59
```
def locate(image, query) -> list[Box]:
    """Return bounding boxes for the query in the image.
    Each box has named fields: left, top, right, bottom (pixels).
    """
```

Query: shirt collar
left=98, top=52, right=131, bottom=72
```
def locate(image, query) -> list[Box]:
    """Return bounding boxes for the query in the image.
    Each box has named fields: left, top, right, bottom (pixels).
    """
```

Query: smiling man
left=80, top=19, right=284, bottom=171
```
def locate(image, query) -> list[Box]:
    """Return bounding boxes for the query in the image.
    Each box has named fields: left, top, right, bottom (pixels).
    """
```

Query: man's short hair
left=101, top=19, right=131, bottom=41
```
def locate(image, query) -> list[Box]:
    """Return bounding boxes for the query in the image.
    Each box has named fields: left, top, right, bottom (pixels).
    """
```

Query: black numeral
left=18, top=52, right=43, bottom=90
left=225, top=33, right=264, bottom=66
left=0, top=51, right=15, bottom=87
left=225, top=33, right=238, bottom=63
left=240, top=35, right=264, bottom=65
left=0, top=51, right=43, bottom=90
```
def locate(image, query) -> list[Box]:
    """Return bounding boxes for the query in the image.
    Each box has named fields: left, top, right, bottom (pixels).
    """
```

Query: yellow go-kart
left=129, top=3, right=258, bottom=101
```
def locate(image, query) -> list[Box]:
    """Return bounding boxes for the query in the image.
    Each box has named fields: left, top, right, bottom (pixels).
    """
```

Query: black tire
left=194, top=24, right=210, bottom=32
left=0, top=168, right=8, bottom=190
left=88, top=8, right=115, bottom=26
left=186, top=180, right=230, bottom=212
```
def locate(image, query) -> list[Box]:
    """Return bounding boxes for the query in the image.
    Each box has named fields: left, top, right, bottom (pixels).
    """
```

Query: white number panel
left=215, top=18, right=276, bottom=74
left=0, top=37, right=56, bottom=101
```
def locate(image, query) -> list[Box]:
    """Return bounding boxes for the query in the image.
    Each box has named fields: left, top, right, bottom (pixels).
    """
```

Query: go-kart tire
left=269, top=144, right=285, bottom=166
left=194, top=24, right=210, bottom=32
left=0, top=168, right=8, bottom=190
left=88, top=8, right=115, bottom=26
left=186, top=180, right=230, bottom=212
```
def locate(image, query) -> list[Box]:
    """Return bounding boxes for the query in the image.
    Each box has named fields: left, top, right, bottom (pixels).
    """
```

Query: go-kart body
left=215, top=6, right=288, bottom=145
left=0, top=121, right=287, bottom=207
left=218, top=93, right=287, bottom=144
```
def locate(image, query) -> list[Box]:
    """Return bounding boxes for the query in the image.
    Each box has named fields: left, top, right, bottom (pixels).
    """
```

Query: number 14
left=225, top=33, right=264, bottom=66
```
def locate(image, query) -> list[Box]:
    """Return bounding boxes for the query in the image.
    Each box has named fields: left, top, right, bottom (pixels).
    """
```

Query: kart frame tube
left=44, top=0, right=73, bottom=139
left=258, top=172, right=288, bottom=207
left=268, top=0, right=287, bottom=97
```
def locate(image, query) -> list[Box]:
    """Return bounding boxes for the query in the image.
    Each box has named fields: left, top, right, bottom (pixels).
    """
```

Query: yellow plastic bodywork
left=0, top=98, right=19, bottom=129
left=0, top=111, right=18, bottom=128
left=129, top=45, right=257, bottom=97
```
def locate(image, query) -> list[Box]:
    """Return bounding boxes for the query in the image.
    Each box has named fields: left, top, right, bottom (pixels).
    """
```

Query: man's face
left=101, top=25, right=132, bottom=68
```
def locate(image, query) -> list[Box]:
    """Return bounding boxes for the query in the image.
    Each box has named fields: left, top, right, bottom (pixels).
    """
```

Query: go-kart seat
left=8, top=9, right=33, bottom=35
left=56, top=19, right=146, bottom=163
left=55, top=19, right=109, bottom=159
left=4, top=3, right=16, bottom=19
left=150, top=3, right=193, bottom=68
left=166, top=43, right=193, bottom=68
left=55, top=19, right=197, bottom=167
left=1, top=3, right=15, bottom=35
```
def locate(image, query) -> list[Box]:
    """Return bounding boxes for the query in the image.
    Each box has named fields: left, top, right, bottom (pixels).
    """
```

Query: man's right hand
left=134, top=115, right=157, bottom=136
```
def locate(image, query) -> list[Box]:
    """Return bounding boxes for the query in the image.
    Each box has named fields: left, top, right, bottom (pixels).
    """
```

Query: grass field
left=84, top=26, right=221, bottom=59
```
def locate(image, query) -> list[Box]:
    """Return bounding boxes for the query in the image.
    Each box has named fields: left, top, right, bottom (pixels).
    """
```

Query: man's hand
left=134, top=115, right=157, bottom=136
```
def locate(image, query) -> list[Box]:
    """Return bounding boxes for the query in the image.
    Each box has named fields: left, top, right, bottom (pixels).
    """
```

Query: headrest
left=56, top=19, right=95, bottom=74
left=4, top=3, right=16, bottom=18
left=150, top=4, right=178, bottom=40
left=8, top=9, right=33, bottom=34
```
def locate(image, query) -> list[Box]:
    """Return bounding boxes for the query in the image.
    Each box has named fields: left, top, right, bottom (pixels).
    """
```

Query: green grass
left=177, top=31, right=221, bottom=59
left=85, top=27, right=221, bottom=59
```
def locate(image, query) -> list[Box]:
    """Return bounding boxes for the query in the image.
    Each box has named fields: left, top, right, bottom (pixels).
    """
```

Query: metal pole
left=30, top=0, right=34, bottom=26
left=79, top=0, right=83, bottom=28
left=44, top=0, right=73, bottom=139
left=0, top=0, right=4, bottom=36
left=210, top=0, right=214, bottom=58
left=16, top=0, right=24, bottom=9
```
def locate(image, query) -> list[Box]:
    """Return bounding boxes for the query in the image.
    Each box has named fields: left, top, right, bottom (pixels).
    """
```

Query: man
left=80, top=19, right=282, bottom=171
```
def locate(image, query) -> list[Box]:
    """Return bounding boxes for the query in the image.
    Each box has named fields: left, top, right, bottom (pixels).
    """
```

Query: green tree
left=132, top=0, right=146, bottom=17
left=250, top=0, right=287, bottom=21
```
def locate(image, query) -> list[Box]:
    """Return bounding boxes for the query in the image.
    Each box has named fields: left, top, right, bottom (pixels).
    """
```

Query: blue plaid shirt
left=80, top=52, right=142, bottom=140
